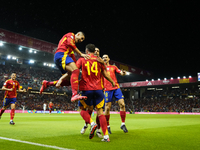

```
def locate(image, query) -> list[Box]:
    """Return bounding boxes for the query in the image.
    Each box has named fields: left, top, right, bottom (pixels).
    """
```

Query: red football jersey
left=55, top=32, right=77, bottom=55
left=76, top=54, right=106, bottom=91
left=3, top=79, right=20, bottom=98
left=49, top=103, right=53, bottom=108
left=104, top=65, right=121, bottom=91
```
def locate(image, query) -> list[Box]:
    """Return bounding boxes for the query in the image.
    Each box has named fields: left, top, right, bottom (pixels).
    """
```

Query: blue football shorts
left=54, top=52, right=74, bottom=74
left=104, top=88, right=124, bottom=103
left=78, top=90, right=105, bottom=109
left=3, top=98, right=17, bottom=107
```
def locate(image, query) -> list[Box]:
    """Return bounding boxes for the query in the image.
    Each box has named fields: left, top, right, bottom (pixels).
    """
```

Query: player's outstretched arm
left=102, top=70, right=115, bottom=87
left=2, top=86, right=13, bottom=91
left=17, top=88, right=26, bottom=92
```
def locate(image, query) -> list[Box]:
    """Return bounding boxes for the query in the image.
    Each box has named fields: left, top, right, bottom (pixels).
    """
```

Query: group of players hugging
left=0, top=31, right=128, bottom=142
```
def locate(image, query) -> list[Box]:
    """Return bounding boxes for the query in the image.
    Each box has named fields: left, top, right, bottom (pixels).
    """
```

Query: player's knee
left=119, top=101, right=125, bottom=109
left=105, top=106, right=110, bottom=112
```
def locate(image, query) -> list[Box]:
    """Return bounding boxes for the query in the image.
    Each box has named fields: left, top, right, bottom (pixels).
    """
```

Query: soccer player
left=80, top=47, right=103, bottom=138
left=60, top=44, right=115, bottom=141
left=0, top=73, right=26, bottom=125
left=43, top=103, right=47, bottom=114
left=102, top=54, right=128, bottom=134
left=49, top=102, right=53, bottom=114
left=40, top=31, right=90, bottom=102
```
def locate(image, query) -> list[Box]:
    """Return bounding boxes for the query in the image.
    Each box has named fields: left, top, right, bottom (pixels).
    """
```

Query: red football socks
left=70, top=69, right=80, bottom=97
left=0, top=108, right=5, bottom=116
left=10, top=109, right=15, bottom=120
left=96, top=116, right=101, bottom=129
left=80, top=110, right=93, bottom=124
left=99, top=115, right=108, bottom=135
left=120, top=111, right=126, bottom=123
left=105, top=114, right=110, bottom=126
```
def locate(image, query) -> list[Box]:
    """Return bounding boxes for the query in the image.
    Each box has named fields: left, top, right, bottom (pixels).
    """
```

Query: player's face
left=94, top=48, right=100, bottom=57
left=11, top=73, right=16, bottom=80
left=75, top=33, right=85, bottom=43
left=102, top=55, right=109, bottom=63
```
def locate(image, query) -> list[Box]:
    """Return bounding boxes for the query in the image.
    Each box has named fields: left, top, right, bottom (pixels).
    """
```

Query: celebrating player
left=102, top=54, right=128, bottom=134
left=49, top=102, right=53, bottom=114
left=40, top=31, right=90, bottom=102
left=60, top=44, right=115, bottom=141
left=0, top=73, right=26, bottom=125
left=80, top=47, right=103, bottom=138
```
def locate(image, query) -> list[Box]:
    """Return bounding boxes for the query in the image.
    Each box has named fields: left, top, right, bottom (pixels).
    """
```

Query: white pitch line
left=0, top=137, right=75, bottom=150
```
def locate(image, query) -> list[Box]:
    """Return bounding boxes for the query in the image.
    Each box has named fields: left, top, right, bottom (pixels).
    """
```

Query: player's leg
left=79, top=106, right=93, bottom=134
left=104, top=90, right=113, bottom=134
left=96, top=114, right=103, bottom=138
left=0, top=98, right=10, bottom=119
left=40, top=74, right=71, bottom=95
left=95, top=90, right=110, bottom=142
left=114, top=88, right=128, bottom=133
left=10, top=99, right=16, bottom=125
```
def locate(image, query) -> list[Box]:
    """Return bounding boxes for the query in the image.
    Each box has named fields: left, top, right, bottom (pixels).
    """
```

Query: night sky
left=0, top=1, right=200, bottom=79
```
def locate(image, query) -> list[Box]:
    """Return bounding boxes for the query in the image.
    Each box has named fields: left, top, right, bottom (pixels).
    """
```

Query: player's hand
left=23, top=88, right=26, bottom=92
left=81, top=53, right=90, bottom=60
left=111, top=81, right=115, bottom=87
left=9, top=88, right=13, bottom=91
left=56, top=79, right=62, bottom=88
left=96, top=57, right=104, bottom=64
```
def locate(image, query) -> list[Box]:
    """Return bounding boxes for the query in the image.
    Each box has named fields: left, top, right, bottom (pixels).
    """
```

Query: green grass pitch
left=0, top=113, right=200, bottom=150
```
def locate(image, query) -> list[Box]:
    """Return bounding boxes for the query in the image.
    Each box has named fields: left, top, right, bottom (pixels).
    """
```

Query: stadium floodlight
left=43, top=63, right=47, bottom=66
left=171, top=77, right=173, bottom=80
left=189, top=76, right=192, bottom=78
left=19, top=47, right=22, bottom=50
left=34, top=51, right=37, bottom=54
left=164, top=78, right=167, bottom=80
left=183, top=76, right=186, bottom=79
left=152, top=79, right=154, bottom=81
left=29, top=49, right=33, bottom=53
left=0, top=42, right=3, bottom=46
left=52, top=64, right=55, bottom=67
left=12, top=57, right=16, bottom=60
left=29, top=60, right=34, bottom=64
left=49, top=64, right=52, bottom=67
left=146, top=79, right=148, bottom=82
left=158, top=78, right=160, bottom=81
left=177, top=77, right=180, bottom=79
left=7, top=55, right=11, bottom=59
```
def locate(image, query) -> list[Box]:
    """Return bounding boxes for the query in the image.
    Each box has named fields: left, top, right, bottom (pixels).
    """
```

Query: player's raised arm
left=102, top=70, right=115, bottom=87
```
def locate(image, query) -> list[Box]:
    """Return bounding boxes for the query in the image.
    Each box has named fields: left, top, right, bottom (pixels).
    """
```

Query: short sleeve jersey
left=55, top=32, right=77, bottom=55
left=104, top=65, right=121, bottom=91
left=3, top=79, right=20, bottom=98
left=76, top=54, right=106, bottom=91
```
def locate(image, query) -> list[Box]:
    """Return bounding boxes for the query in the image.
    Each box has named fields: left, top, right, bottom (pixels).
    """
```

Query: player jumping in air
left=0, top=73, right=26, bottom=125
left=40, top=32, right=90, bottom=102
left=58, top=44, right=115, bottom=142
left=102, top=54, right=128, bottom=134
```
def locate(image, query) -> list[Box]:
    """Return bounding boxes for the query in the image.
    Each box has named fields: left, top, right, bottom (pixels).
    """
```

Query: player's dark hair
left=86, top=44, right=95, bottom=52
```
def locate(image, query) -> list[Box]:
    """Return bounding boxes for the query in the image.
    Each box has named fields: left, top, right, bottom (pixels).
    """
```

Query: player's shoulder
left=5, top=79, right=11, bottom=83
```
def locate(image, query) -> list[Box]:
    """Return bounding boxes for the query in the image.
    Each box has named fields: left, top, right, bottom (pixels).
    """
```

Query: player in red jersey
left=49, top=102, right=53, bottom=114
left=102, top=54, right=128, bottom=134
left=40, top=32, right=90, bottom=102
left=80, top=47, right=103, bottom=138
left=0, top=73, right=26, bottom=125
left=59, top=44, right=115, bottom=141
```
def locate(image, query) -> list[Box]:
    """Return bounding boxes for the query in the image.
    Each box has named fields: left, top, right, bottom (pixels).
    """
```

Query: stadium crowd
left=0, top=63, right=199, bottom=112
